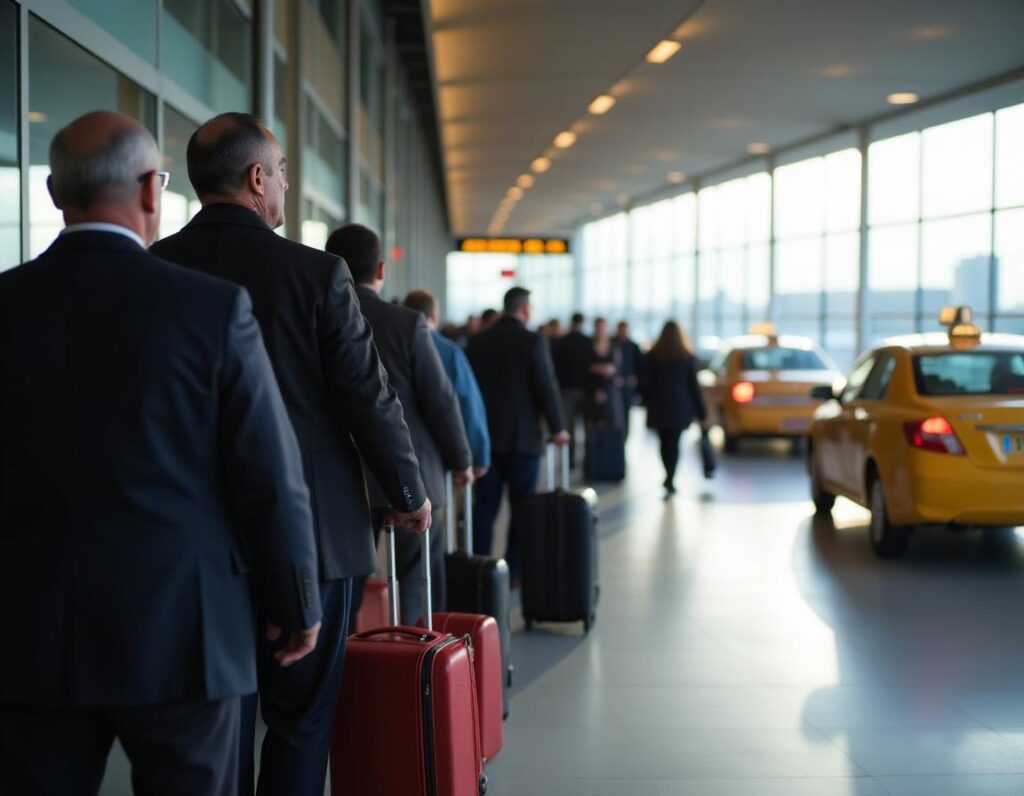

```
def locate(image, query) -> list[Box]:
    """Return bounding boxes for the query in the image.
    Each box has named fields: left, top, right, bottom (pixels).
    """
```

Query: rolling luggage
left=332, top=526, right=486, bottom=796
left=444, top=475, right=514, bottom=721
left=521, top=445, right=600, bottom=634
left=699, top=427, right=717, bottom=479
left=351, top=578, right=388, bottom=633
left=583, top=425, right=626, bottom=482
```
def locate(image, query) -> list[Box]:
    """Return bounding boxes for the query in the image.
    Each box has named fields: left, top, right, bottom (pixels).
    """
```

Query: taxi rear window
left=914, top=352, right=1024, bottom=396
left=739, top=347, right=827, bottom=371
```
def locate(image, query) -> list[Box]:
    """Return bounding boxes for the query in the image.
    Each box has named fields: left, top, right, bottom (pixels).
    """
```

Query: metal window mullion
left=767, top=156, right=777, bottom=326
left=856, top=126, right=870, bottom=356
left=914, top=133, right=925, bottom=334
left=989, top=110, right=999, bottom=330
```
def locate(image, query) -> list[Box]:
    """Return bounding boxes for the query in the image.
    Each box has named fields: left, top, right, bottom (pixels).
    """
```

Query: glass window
left=914, top=352, right=1024, bottom=396
left=858, top=354, right=896, bottom=400
left=162, top=0, right=251, bottom=112
left=159, top=106, right=202, bottom=241
left=996, top=208, right=1024, bottom=317
left=303, top=96, right=345, bottom=205
left=867, top=223, right=918, bottom=336
left=824, top=232, right=859, bottom=314
left=28, top=16, right=157, bottom=258
left=775, top=157, right=824, bottom=238
left=273, top=54, right=289, bottom=156
left=0, top=0, right=19, bottom=271
left=921, top=113, right=993, bottom=219
left=739, top=347, right=828, bottom=371
left=996, top=102, right=1024, bottom=210
left=66, top=0, right=158, bottom=64
left=841, top=354, right=876, bottom=402
left=920, top=213, right=991, bottom=319
left=824, top=149, right=861, bottom=233
left=868, top=132, right=920, bottom=225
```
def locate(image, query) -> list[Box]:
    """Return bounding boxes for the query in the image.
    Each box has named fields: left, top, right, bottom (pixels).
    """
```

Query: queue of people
left=0, top=107, right=707, bottom=795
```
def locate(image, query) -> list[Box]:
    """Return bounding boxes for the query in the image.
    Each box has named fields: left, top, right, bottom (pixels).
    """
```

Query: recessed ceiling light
left=531, top=157, right=551, bottom=173
left=747, top=142, right=770, bottom=155
left=821, top=64, right=851, bottom=78
left=553, top=131, right=577, bottom=149
left=28, top=111, right=48, bottom=123
left=667, top=171, right=686, bottom=184
left=645, top=40, right=681, bottom=64
left=887, top=92, right=919, bottom=105
left=507, top=186, right=524, bottom=200
left=588, top=95, right=616, bottom=115
left=517, top=174, right=535, bottom=189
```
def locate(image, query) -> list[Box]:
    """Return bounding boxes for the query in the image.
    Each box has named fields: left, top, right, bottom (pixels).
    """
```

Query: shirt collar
left=61, top=222, right=146, bottom=250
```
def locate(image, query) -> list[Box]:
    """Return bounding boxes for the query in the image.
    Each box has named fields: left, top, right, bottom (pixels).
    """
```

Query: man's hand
left=473, top=466, right=489, bottom=479
left=388, top=498, right=432, bottom=533
left=451, top=467, right=474, bottom=487
left=551, top=430, right=570, bottom=447
left=266, top=621, right=321, bottom=667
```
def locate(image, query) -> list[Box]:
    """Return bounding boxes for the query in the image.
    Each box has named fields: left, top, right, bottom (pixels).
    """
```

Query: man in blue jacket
left=404, top=289, right=492, bottom=478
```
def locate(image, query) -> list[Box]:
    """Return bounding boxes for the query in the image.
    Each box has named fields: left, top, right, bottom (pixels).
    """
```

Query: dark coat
left=0, top=231, right=320, bottom=707
left=553, top=329, right=592, bottom=391
left=152, top=204, right=425, bottom=580
left=466, top=315, right=565, bottom=457
left=641, top=354, right=708, bottom=431
left=355, top=286, right=471, bottom=508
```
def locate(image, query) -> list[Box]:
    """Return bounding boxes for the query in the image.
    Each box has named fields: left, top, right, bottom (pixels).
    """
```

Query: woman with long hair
left=641, top=320, right=708, bottom=496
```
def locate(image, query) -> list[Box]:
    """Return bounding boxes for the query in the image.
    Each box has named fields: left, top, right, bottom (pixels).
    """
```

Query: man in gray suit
left=326, top=224, right=473, bottom=624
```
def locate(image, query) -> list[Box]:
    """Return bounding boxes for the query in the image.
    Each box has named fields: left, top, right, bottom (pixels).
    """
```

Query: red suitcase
left=351, top=578, right=388, bottom=633
left=332, top=526, right=486, bottom=796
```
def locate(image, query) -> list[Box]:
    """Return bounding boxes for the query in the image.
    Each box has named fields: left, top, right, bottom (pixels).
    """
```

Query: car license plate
left=1002, top=434, right=1024, bottom=454
left=782, top=418, right=810, bottom=432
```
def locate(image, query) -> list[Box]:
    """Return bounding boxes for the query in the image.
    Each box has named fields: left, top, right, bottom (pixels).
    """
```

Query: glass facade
left=446, top=252, right=574, bottom=325
left=3, top=0, right=450, bottom=302
left=576, top=92, right=1024, bottom=369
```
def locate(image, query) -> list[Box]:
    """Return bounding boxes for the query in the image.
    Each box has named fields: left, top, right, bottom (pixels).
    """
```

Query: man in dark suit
left=151, top=113, right=430, bottom=796
left=467, top=287, right=568, bottom=580
left=553, top=312, right=593, bottom=467
left=613, top=320, right=643, bottom=438
left=325, top=225, right=473, bottom=624
left=0, top=111, right=321, bottom=796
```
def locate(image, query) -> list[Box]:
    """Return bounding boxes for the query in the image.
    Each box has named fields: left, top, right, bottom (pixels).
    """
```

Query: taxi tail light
left=903, top=416, right=965, bottom=455
left=732, top=381, right=756, bottom=404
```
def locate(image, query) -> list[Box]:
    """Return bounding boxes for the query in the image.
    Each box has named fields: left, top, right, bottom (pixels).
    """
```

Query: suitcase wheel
left=506, top=664, right=514, bottom=688
left=479, top=773, right=488, bottom=795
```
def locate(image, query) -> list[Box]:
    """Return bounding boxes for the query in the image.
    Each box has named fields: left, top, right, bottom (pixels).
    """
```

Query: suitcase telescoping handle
left=546, top=442, right=570, bottom=491
left=444, top=471, right=475, bottom=556
left=384, top=523, right=433, bottom=631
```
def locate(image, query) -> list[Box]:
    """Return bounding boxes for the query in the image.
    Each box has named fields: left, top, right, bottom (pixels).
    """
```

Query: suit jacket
left=356, top=286, right=471, bottom=508
left=466, top=315, right=565, bottom=457
left=0, top=231, right=320, bottom=707
left=152, top=204, right=425, bottom=580
left=432, top=329, right=491, bottom=470
left=640, top=354, right=707, bottom=430
left=553, top=329, right=593, bottom=391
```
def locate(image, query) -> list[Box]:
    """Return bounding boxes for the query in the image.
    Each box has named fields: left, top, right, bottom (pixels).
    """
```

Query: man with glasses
left=152, top=112, right=430, bottom=796
left=0, top=111, right=322, bottom=795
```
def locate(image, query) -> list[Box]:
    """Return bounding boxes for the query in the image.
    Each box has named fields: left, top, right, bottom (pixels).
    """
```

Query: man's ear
left=140, top=170, right=159, bottom=215
left=46, top=175, right=63, bottom=210
left=376, top=260, right=385, bottom=282
left=247, top=162, right=266, bottom=196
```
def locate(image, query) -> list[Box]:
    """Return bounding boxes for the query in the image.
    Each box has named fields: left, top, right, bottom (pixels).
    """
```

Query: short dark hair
left=187, top=112, right=273, bottom=197
left=481, top=309, right=498, bottom=322
left=403, top=289, right=436, bottom=319
left=504, top=287, right=531, bottom=314
left=325, top=224, right=381, bottom=285
left=571, top=312, right=585, bottom=325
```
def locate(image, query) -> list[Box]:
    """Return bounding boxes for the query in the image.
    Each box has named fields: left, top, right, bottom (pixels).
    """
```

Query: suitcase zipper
left=421, top=635, right=462, bottom=796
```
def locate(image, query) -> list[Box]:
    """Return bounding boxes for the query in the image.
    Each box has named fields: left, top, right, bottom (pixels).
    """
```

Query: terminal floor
left=103, top=424, right=1024, bottom=795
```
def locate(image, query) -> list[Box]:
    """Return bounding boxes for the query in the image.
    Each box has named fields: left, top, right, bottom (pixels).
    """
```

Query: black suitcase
left=444, top=475, right=514, bottom=718
left=521, top=445, right=600, bottom=634
left=583, top=425, right=625, bottom=482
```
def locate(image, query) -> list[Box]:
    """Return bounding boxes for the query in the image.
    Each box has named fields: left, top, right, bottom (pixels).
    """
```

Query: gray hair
left=49, top=124, right=159, bottom=209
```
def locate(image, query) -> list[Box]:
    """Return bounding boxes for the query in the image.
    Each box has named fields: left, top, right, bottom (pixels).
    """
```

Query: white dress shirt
left=61, top=222, right=146, bottom=250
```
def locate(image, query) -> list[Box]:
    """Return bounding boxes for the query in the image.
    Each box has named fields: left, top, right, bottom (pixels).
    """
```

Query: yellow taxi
left=807, top=307, right=1024, bottom=558
left=698, top=326, right=842, bottom=454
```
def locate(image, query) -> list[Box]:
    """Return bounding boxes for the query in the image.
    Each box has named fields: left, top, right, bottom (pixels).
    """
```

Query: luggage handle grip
left=444, top=471, right=474, bottom=556
left=385, top=524, right=432, bottom=631
left=546, top=442, right=570, bottom=491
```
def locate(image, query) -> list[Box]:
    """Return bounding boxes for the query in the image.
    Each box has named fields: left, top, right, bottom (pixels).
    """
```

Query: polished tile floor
left=101, top=422, right=1024, bottom=794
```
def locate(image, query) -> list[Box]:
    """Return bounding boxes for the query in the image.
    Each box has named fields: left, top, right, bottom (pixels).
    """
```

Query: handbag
left=699, top=427, right=716, bottom=479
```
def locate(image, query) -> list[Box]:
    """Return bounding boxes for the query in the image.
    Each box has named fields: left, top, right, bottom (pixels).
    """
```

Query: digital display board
left=457, top=238, right=570, bottom=255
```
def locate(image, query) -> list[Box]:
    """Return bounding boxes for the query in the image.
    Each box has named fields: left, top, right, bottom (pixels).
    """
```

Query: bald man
left=152, top=112, right=430, bottom=796
left=0, top=112, right=322, bottom=795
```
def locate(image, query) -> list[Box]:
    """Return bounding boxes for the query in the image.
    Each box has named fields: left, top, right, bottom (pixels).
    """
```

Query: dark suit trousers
left=474, top=452, right=541, bottom=580
left=560, top=389, right=586, bottom=468
left=349, top=505, right=447, bottom=629
left=0, top=697, right=239, bottom=796
left=239, top=577, right=352, bottom=796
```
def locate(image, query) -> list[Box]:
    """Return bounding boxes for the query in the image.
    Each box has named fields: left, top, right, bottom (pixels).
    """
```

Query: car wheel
left=790, top=437, right=806, bottom=457
left=868, top=477, right=909, bottom=559
left=808, top=450, right=836, bottom=516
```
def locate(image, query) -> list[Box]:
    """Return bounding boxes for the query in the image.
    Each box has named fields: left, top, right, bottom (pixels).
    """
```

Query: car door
left=840, top=352, right=897, bottom=501
left=829, top=354, right=877, bottom=493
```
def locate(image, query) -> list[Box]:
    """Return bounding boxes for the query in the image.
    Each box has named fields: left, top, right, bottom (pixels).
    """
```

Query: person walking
left=613, top=320, right=642, bottom=438
left=641, top=321, right=708, bottom=498
left=151, top=113, right=429, bottom=796
left=0, top=111, right=322, bottom=796
left=466, top=287, right=569, bottom=581
left=326, top=226, right=473, bottom=625
left=585, top=317, right=624, bottom=429
left=552, top=312, right=592, bottom=467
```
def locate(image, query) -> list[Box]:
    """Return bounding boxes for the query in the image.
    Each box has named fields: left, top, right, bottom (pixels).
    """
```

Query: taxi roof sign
left=939, top=305, right=973, bottom=326
left=940, top=306, right=983, bottom=347
left=458, top=237, right=570, bottom=255
left=748, top=322, right=776, bottom=336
